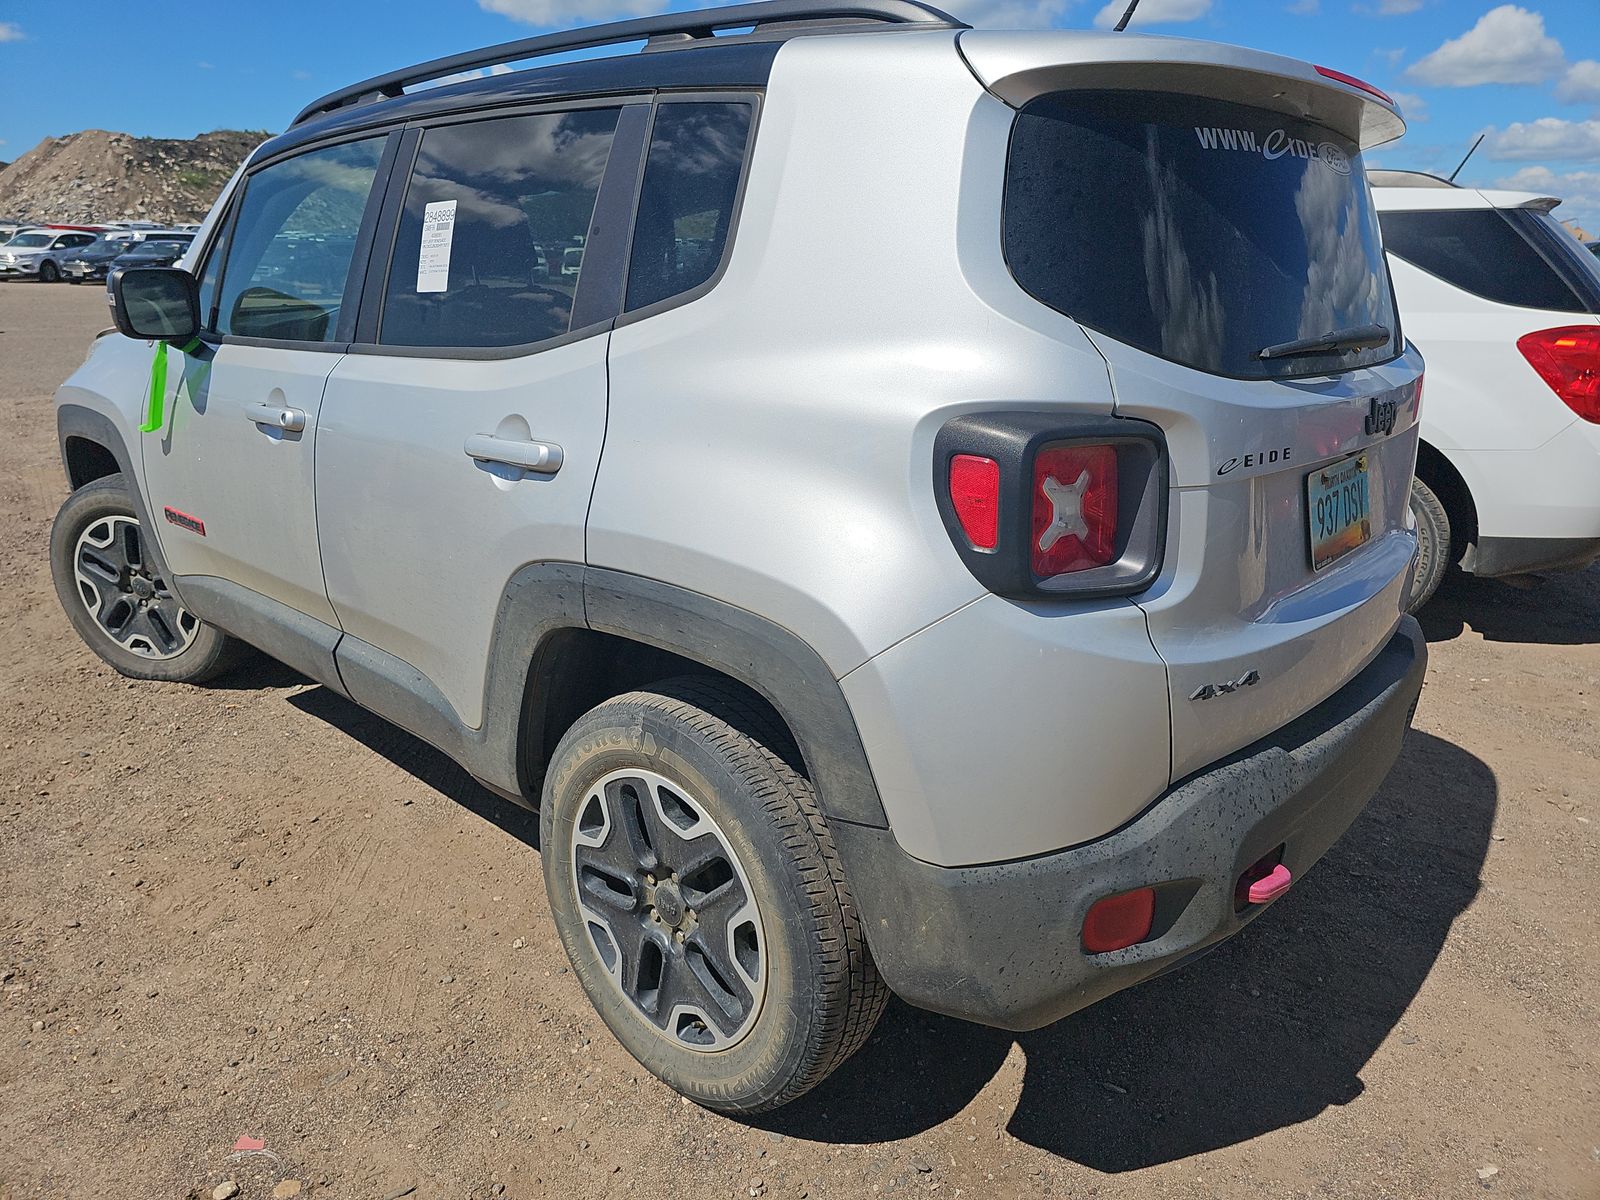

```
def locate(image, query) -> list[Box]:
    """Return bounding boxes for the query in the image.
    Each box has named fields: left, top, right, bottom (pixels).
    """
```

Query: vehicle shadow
left=1418, top=563, right=1599, bottom=646
left=285, top=684, right=541, bottom=852
left=275, top=674, right=1492, bottom=1170
left=756, top=729, right=1495, bottom=1171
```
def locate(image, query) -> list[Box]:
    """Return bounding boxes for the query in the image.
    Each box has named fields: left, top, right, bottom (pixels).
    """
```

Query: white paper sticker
left=416, top=200, right=457, bottom=293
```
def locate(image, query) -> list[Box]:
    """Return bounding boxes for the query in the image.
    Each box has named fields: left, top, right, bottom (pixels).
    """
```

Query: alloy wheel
left=73, top=515, right=200, bottom=660
left=570, top=768, right=766, bottom=1052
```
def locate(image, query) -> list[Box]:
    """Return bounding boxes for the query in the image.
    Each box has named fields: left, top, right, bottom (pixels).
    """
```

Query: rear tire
left=50, top=475, right=248, bottom=683
left=1406, top=476, right=1451, bottom=613
left=541, top=676, right=887, bottom=1114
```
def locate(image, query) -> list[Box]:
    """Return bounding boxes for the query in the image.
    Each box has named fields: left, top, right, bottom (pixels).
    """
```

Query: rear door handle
left=244, top=402, right=307, bottom=432
left=463, top=434, right=563, bottom=475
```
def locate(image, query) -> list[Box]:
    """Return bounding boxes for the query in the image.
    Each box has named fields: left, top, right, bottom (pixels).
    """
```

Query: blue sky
left=1, top=0, right=1597, bottom=226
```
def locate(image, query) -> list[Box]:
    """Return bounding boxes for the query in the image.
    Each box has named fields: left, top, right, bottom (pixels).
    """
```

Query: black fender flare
left=332, top=564, right=890, bottom=831
left=56, top=404, right=183, bottom=594
left=580, top=568, right=889, bottom=830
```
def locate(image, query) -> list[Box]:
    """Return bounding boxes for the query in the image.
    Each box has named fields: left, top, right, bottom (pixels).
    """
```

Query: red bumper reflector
left=1082, top=886, right=1155, bottom=953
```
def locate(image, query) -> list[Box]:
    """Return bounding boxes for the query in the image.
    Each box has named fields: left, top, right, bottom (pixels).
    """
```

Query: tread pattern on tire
left=1407, top=475, right=1452, bottom=613
left=565, top=675, right=888, bottom=1112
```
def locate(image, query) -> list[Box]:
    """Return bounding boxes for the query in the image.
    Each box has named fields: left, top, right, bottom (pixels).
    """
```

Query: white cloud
left=1375, top=0, right=1423, bottom=13
left=943, top=0, right=1070, bottom=26
left=1406, top=5, right=1565, bottom=88
left=1557, top=61, right=1600, bottom=106
left=1482, top=117, right=1600, bottom=163
left=0, top=21, right=24, bottom=41
left=478, top=0, right=668, bottom=26
left=1093, top=0, right=1210, bottom=29
left=1286, top=0, right=1319, bottom=14
left=1390, top=91, right=1428, bottom=121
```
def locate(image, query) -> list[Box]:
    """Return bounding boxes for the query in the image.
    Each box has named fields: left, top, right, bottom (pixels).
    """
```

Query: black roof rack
left=291, top=0, right=966, bottom=127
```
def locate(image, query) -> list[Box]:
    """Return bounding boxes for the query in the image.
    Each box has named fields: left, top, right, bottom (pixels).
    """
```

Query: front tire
left=39, top=260, right=60, bottom=283
left=541, top=677, right=887, bottom=1114
left=50, top=475, right=246, bottom=683
left=1406, top=476, right=1452, bottom=613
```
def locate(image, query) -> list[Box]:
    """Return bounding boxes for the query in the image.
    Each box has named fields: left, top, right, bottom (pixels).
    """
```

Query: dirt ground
left=1, top=283, right=1596, bottom=1200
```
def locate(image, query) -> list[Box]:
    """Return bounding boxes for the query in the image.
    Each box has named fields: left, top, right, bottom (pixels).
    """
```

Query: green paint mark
left=138, top=342, right=168, bottom=434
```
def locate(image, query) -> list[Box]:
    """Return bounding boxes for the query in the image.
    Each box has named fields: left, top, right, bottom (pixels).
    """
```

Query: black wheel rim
left=570, top=768, right=766, bottom=1052
left=73, top=515, right=199, bottom=660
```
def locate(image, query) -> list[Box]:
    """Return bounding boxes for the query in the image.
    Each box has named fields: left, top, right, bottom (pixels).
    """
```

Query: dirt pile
left=0, top=128, right=265, bottom=224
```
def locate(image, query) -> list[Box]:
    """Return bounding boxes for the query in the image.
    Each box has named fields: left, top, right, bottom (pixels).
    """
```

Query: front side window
left=379, top=108, right=620, bottom=349
left=1004, top=91, right=1399, bottom=379
left=1380, top=209, right=1596, bottom=314
left=214, top=137, right=386, bottom=343
left=625, top=102, right=753, bottom=314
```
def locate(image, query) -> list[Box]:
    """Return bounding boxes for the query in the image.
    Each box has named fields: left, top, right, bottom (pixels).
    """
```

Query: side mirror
left=109, top=267, right=199, bottom=344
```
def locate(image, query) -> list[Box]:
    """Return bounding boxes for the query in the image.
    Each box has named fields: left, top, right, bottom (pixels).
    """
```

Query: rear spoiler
left=958, top=30, right=1405, bottom=150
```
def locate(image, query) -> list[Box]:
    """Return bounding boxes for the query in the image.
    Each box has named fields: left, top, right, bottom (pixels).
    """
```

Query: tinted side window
left=625, top=102, right=753, bottom=314
left=380, top=108, right=620, bottom=350
left=1379, top=209, right=1586, bottom=313
left=215, top=137, right=386, bottom=343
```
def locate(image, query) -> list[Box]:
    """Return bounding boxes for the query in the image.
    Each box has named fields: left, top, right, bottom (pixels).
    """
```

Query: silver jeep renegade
left=51, top=0, right=1427, bottom=1112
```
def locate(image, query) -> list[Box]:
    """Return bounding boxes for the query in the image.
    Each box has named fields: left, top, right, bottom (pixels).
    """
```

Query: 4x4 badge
left=1189, top=669, right=1261, bottom=702
left=1365, top=396, right=1398, bottom=437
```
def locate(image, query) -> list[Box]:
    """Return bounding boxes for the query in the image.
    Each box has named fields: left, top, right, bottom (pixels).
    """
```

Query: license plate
left=1306, top=454, right=1372, bottom=571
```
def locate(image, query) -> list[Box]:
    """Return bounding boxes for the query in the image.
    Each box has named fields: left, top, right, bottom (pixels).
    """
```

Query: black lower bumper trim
left=833, top=617, right=1428, bottom=1031
left=1462, top=535, right=1600, bottom=578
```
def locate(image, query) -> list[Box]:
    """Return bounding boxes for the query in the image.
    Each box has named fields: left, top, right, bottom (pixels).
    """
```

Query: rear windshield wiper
left=1256, top=324, right=1391, bottom=361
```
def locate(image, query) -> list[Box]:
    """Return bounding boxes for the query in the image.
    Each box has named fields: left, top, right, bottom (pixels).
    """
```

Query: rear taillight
left=948, top=454, right=1000, bottom=549
left=1517, top=326, right=1600, bottom=423
left=1031, top=444, right=1117, bottom=576
left=934, top=412, right=1167, bottom=599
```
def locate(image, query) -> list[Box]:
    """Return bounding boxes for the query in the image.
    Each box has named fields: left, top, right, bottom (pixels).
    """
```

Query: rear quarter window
left=1379, top=209, right=1591, bottom=313
left=1003, top=90, right=1400, bottom=380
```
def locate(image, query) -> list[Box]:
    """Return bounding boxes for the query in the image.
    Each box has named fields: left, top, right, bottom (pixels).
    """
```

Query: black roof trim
left=258, top=41, right=782, bottom=163
left=292, top=0, right=964, bottom=127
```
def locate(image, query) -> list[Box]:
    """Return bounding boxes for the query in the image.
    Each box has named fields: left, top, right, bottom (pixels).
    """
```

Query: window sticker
left=1193, top=127, right=1351, bottom=174
left=416, top=199, right=457, bottom=293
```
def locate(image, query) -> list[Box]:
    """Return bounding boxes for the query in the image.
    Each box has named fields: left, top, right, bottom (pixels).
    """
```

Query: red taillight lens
left=1031, top=444, right=1118, bottom=577
left=1517, top=326, right=1600, bottom=423
left=1082, top=887, right=1156, bottom=954
left=1314, top=65, right=1394, bottom=106
left=948, top=454, right=1001, bottom=549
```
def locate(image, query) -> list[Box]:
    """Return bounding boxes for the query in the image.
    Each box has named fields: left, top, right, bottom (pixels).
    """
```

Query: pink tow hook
left=1246, top=863, right=1293, bottom=904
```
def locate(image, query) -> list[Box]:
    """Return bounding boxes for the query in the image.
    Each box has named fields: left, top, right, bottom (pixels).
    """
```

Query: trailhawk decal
left=1194, top=127, right=1352, bottom=175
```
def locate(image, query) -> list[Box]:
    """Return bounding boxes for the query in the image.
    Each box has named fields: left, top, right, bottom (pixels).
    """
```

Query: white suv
left=49, top=0, right=1426, bottom=1112
left=1372, top=171, right=1600, bottom=608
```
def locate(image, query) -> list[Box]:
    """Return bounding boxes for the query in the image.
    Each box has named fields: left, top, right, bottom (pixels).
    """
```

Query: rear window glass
left=1004, top=91, right=1399, bottom=380
left=380, top=108, right=619, bottom=349
left=1379, top=209, right=1590, bottom=314
left=625, top=102, right=753, bottom=314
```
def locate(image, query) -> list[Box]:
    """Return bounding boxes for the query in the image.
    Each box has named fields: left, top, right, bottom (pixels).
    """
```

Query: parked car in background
left=60, top=235, right=138, bottom=284
left=0, top=228, right=99, bottom=282
left=53, top=1, right=1426, bottom=1112
left=109, top=236, right=194, bottom=272
left=1370, top=171, right=1600, bottom=609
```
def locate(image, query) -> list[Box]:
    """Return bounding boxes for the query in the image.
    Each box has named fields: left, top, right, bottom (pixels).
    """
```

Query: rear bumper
left=834, top=616, right=1427, bottom=1031
left=1462, top=535, right=1600, bottom=578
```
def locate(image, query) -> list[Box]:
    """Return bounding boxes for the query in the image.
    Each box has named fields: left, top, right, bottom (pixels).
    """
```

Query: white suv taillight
left=1517, top=326, right=1600, bottom=423
left=935, top=412, right=1166, bottom=599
